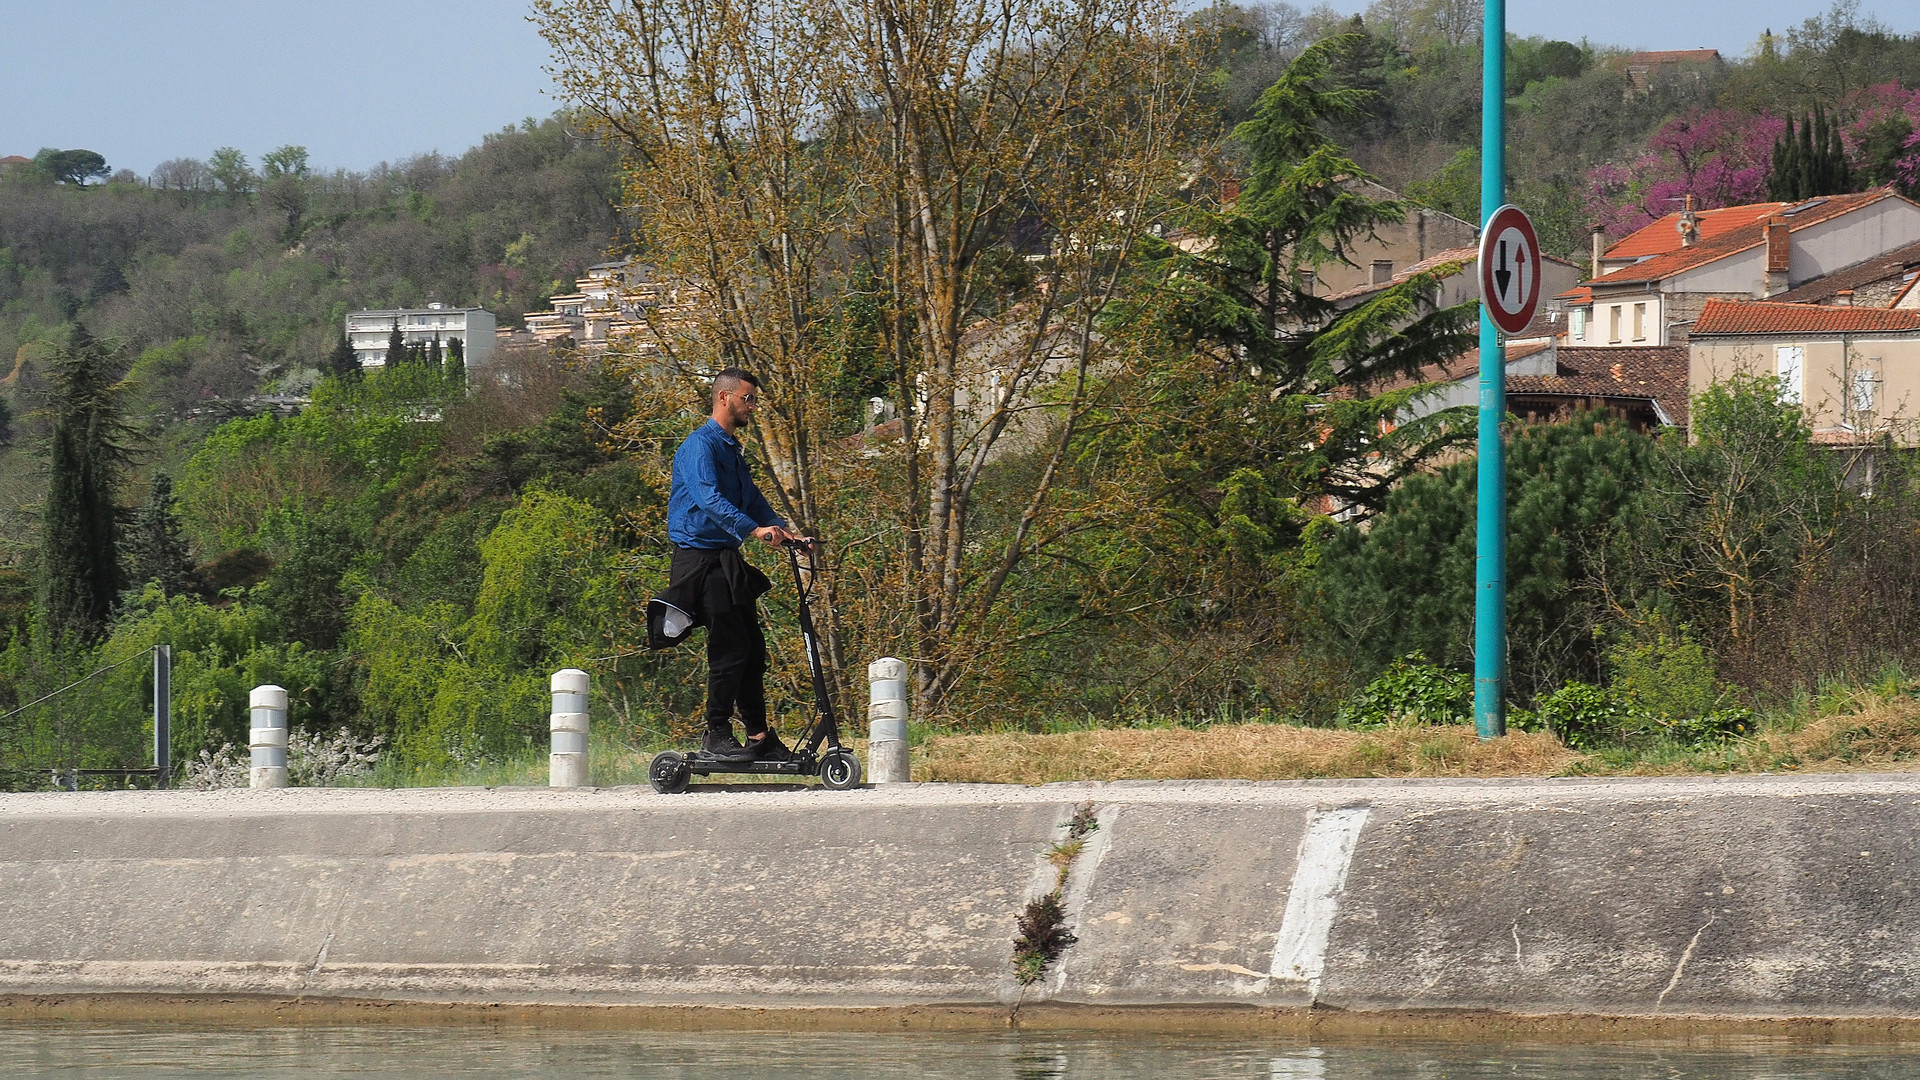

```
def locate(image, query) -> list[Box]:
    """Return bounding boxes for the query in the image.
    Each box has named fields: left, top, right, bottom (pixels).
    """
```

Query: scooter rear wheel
left=648, top=751, right=691, bottom=794
left=819, top=749, right=862, bottom=791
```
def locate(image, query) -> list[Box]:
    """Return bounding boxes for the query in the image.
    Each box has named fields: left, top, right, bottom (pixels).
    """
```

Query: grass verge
left=911, top=688, right=1920, bottom=783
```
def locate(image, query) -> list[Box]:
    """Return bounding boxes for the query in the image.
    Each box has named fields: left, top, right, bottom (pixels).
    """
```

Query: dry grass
left=915, top=723, right=1584, bottom=784
left=913, top=693, right=1920, bottom=784
left=1772, top=693, right=1920, bottom=768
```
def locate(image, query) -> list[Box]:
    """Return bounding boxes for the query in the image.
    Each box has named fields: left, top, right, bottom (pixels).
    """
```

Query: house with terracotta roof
left=1617, top=49, right=1724, bottom=93
left=1690, top=297, right=1920, bottom=445
left=1561, top=190, right=1920, bottom=349
left=1327, top=244, right=1582, bottom=320
left=1399, top=343, right=1688, bottom=432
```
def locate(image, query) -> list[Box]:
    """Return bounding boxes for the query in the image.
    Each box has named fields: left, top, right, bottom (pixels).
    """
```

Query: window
left=1370, top=260, right=1393, bottom=286
left=1570, top=309, right=1587, bottom=341
left=1776, top=345, right=1804, bottom=404
left=1608, top=306, right=1622, bottom=344
left=1632, top=303, right=1647, bottom=341
left=1854, top=360, right=1880, bottom=415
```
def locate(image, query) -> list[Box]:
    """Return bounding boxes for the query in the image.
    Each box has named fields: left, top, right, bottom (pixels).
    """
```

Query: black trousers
left=702, top=576, right=769, bottom=738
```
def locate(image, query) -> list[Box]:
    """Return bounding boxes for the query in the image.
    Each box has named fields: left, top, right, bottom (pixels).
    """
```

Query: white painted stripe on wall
left=1268, top=806, right=1371, bottom=998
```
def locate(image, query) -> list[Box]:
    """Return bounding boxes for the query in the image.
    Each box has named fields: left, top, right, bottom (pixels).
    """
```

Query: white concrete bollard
left=867, top=657, right=910, bottom=783
left=249, top=685, right=289, bottom=789
left=550, top=669, right=590, bottom=788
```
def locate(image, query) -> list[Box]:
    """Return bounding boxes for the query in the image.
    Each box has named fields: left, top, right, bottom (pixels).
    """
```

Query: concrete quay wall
left=2, top=775, right=1917, bottom=1024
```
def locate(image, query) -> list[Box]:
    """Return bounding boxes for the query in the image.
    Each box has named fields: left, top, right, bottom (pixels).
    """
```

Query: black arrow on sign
left=1494, top=238, right=1512, bottom=301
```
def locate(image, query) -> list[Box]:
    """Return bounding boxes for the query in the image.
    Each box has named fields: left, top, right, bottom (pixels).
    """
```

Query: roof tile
left=1591, top=191, right=1903, bottom=288
left=1692, top=298, right=1920, bottom=336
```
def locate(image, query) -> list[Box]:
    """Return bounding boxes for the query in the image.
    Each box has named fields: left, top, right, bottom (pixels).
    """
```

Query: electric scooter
left=647, top=538, right=862, bottom=793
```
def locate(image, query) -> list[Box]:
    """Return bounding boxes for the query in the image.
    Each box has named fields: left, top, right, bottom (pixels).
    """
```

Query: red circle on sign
left=1478, top=204, right=1542, bottom=335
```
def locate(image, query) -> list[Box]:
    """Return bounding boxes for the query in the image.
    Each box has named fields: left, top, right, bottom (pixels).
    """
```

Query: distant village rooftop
left=1692, top=298, right=1920, bottom=336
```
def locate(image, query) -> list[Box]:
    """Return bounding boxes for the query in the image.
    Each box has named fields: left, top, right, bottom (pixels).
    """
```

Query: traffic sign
left=1478, top=204, right=1541, bottom=334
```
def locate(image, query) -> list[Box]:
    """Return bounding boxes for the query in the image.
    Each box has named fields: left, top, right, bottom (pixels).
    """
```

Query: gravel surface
left=4, top=771, right=1919, bottom=816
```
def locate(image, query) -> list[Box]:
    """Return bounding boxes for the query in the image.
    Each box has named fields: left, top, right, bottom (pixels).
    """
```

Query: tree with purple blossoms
left=1586, top=109, right=1785, bottom=236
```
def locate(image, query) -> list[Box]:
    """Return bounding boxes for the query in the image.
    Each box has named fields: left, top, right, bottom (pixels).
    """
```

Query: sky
left=3, top=1, right=1919, bottom=180
left=1, top=0, right=558, bottom=178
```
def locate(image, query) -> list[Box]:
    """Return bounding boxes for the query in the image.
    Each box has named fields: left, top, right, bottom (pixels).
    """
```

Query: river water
left=6, top=1026, right=1920, bottom=1078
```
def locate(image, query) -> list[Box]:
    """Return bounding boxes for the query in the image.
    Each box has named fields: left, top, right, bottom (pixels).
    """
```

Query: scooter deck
left=684, top=752, right=821, bottom=777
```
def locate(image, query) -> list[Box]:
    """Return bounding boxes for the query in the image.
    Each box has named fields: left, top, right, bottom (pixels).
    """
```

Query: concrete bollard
left=867, top=657, right=910, bottom=783
left=249, top=685, right=289, bottom=789
left=550, top=669, right=590, bottom=788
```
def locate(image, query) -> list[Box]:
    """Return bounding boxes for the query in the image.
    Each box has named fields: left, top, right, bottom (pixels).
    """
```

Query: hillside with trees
left=5, top=1, right=1920, bottom=787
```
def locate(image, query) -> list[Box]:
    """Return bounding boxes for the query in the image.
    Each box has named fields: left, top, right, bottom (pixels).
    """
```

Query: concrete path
left=3, top=774, right=1918, bottom=1026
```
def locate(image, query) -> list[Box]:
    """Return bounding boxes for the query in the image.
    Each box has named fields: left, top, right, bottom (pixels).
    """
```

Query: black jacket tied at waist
left=647, top=545, right=772, bottom=650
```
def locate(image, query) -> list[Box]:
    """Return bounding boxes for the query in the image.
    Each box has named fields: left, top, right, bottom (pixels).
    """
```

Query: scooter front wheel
left=819, top=749, right=862, bottom=791
left=648, top=751, right=691, bottom=794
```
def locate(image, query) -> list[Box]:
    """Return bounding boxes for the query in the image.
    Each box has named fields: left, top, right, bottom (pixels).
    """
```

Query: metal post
left=1471, top=0, right=1509, bottom=740
left=249, top=685, right=289, bottom=788
left=550, top=669, right=590, bottom=788
left=867, top=657, right=910, bottom=783
left=152, top=645, right=171, bottom=789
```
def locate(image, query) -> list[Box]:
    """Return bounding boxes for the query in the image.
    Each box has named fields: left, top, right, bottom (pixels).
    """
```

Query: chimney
left=1764, top=215, right=1790, bottom=296
left=1677, top=194, right=1699, bottom=247
left=1836, top=289, right=1854, bottom=306
left=1590, top=223, right=1607, bottom=278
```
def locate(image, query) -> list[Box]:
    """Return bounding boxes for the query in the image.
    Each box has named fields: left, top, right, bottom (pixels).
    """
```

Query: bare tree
left=537, top=0, right=1208, bottom=715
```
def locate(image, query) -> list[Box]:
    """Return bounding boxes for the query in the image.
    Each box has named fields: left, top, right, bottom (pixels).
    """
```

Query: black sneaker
left=746, top=730, right=792, bottom=761
left=700, top=730, right=753, bottom=761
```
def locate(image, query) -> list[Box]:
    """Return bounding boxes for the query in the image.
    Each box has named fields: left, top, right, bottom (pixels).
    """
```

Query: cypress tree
left=446, top=337, right=466, bottom=387
left=1797, top=110, right=1818, bottom=199
left=1768, top=118, right=1795, bottom=201
left=324, top=334, right=360, bottom=382
left=42, top=324, right=134, bottom=642
left=1827, top=114, right=1852, bottom=194
left=385, top=321, right=407, bottom=367
left=428, top=334, right=442, bottom=372
left=126, top=473, right=199, bottom=597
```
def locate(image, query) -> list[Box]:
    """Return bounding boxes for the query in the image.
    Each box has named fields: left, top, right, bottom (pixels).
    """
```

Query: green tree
left=445, top=337, right=465, bottom=387
left=385, top=322, right=407, bottom=367
left=1313, top=413, right=1659, bottom=699
left=207, top=147, right=254, bottom=201
left=42, top=324, right=135, bottom=641
left=1100, top=37, right=1479, bottom=526
left=261, top=145, right=311, bottom=243
left=126, top=473, right=200, bottom=597
left=323, top=335, right=361, bottom=382
left=32, top=148, right=110, bottom=185
left=0, top=394, right=13, bottom=448
left=1769, top=105, right=1855, bottom=200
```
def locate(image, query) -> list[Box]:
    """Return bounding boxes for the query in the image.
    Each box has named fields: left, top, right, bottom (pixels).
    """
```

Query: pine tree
left=43, top=324, right=134, bottom=642
left=126, top=473, right=199, bottom=597
left=385, top=321, right=407, bottom=367
left=324, top=334, right=361, bottom=382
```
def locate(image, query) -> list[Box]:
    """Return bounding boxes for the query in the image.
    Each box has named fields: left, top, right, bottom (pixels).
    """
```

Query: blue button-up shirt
left=667, top=419, right=785, bottom=549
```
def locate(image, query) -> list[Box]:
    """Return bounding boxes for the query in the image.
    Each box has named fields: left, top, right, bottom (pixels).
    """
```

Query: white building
left=345, top=304, right=497, bottom=370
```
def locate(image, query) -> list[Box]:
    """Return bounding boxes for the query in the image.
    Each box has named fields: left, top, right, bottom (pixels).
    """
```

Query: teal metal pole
left=1473, top=0, right=1507, bottom=739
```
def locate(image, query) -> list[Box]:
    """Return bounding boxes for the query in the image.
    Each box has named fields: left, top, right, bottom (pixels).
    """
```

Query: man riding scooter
left=658, top=368, right=807, bottom=762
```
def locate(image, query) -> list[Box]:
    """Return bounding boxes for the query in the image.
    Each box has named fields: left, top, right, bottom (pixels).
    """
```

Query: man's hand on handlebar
left=751, top=525, right=817, bottom=550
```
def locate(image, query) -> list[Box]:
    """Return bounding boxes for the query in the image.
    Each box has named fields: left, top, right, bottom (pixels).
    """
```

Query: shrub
left=1338, top=654, right=1470, bottom=728
left=1529, top=681, right=1648, bottom=749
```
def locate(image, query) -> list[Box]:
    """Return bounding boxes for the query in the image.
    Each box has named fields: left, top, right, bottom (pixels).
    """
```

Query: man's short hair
left=713, top=368, right=761, bottom=402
